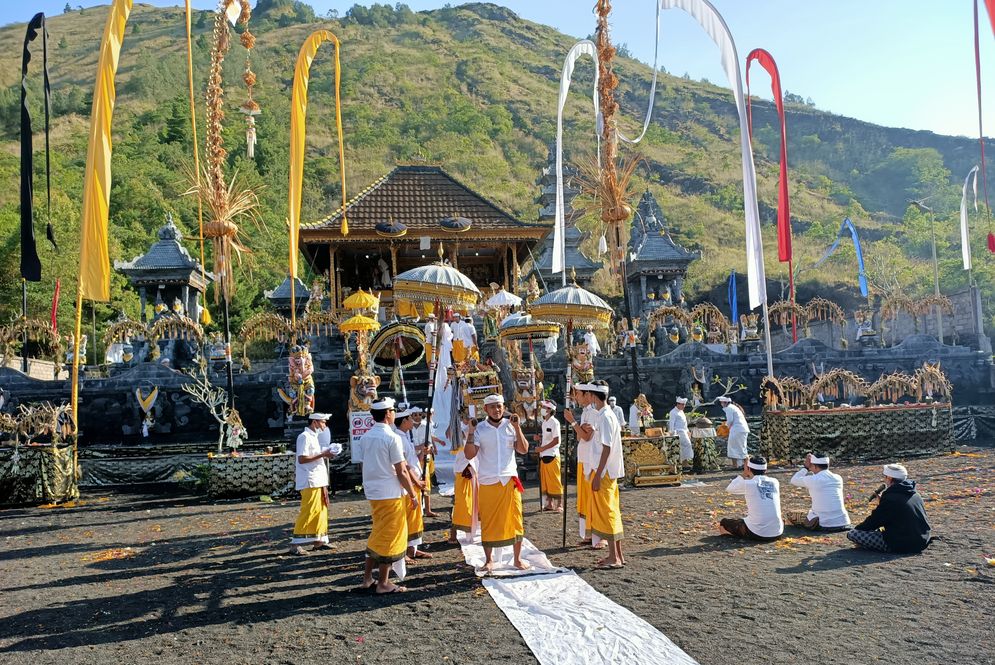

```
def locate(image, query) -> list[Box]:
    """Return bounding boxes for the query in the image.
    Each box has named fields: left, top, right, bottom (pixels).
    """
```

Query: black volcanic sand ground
left=1, top=448, right=993, bottom=665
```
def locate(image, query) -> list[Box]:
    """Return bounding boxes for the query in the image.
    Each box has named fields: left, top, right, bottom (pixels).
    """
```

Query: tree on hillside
left=63, top=3, right=72, bottom=13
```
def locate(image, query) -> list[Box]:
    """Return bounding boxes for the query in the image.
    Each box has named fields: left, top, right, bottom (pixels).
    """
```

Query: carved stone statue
left=349, top=370, right=382, bottom=412
left=511, top=367, right=543, bottom=425
left=278, top=343, right=316, bottom=418
left=569, top=341, right=594, bottom=385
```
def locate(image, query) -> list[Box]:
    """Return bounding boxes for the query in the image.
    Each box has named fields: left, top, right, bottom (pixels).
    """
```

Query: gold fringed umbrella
left=339, top=314, right=380, bottom=334
left=369, top=322, right=425, bottom=369
left=529, top=283, right=613, bottom=329
left=497, top=314, right=561, bottom=342
left=343, top=288, right=379, bottom=311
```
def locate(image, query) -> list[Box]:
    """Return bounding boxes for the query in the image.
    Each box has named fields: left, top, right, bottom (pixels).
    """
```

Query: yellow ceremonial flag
left=79, top=0, right=132, bottom=302
left=288, top=29, right=348, bottom=282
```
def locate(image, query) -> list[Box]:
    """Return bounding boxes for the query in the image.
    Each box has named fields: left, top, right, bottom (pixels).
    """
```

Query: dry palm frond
left=573, top=151, right=644, bottom=269
left=185, top=167, right=261, bottom=303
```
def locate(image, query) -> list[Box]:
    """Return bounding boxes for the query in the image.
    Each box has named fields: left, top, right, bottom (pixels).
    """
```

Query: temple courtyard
left=0, top=448, right=992, bottom=665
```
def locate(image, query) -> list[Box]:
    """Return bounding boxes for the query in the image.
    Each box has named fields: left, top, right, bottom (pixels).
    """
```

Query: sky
left=3, top=1, right=994, bottom=138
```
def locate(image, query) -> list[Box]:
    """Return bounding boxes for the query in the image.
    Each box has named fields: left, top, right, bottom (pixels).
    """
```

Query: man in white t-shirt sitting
left=787, top=453, right=852, bottom=532
left=718, top=455, right=783, bottom=542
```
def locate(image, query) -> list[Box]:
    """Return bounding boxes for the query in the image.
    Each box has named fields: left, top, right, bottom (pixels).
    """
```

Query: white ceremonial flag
left=660, top=0, right=767, bottom=309
left=554, top=40, right=599, bottom=278
left=960, top=165, right=979, bottom=270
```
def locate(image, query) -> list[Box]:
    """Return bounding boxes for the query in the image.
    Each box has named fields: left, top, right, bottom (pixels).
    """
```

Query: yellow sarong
left=452, top=471, right=475, bottom=534
left=478, top=480, right=523, bottom=549
left=367, top=497, right=408, bottom=563
left=292, top=487, right=328, bottom=543
left=576, top=461, right=589, bottom=519
left=452, top=339, right=468, bottom=363
left=540, top=456, right=563, bottom=499
left=590, top=475, right=624, bottom=543
left=424, top=456, right=435, bottom=492
left=425, top=343, right=433, bottom=367
left=405, top=484, right=424, bottom=545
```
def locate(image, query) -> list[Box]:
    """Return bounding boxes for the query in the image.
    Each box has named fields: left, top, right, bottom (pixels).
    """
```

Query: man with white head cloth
left=718, top=395, right=749, bottom=468
left=464, top=394, right=529, bottom=572
left=718, top=455, right=783, bottom=542
left=668, top=397, right=693, bottom=463
left=847, top=463, right=932, bottom=553
left=607, top=396, right=625, bottom=428
left=787, top=453, right=852, bottom=532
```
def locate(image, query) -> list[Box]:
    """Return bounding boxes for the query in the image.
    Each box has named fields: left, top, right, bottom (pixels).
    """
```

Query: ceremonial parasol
left=486, top=288, right=523, bottom=309
left=530, top=275, right=613, bottom=546
left=497, top=313, right=561, bottom=342
left=392, top=248, right=481, bottom=482
left=338, top=314, right=380, bottom=333
left=342, top=288, right=378, bottom=311
left=369, top=321, right=425, bottom=369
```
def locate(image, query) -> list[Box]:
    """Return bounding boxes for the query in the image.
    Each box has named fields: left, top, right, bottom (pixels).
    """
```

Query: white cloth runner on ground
left=483, top=571, right=699, bottom=665
left=458, top=532, right=564, bottom=578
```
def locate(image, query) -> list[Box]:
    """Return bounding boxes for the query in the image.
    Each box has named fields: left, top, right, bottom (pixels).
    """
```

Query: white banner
left=961, top=165, right=979, bottom=270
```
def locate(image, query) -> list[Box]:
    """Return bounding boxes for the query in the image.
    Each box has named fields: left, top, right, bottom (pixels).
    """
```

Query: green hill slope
left=0, top=2, right=992, bottom=334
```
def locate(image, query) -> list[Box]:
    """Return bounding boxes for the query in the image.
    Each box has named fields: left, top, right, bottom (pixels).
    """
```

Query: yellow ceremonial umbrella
left=342, top=288, right=379, bottom=311
left=339, top=314, right=380, bottom=333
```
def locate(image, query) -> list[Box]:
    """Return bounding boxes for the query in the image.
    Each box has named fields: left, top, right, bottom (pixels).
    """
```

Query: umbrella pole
left=561, top=318, right=573, bottom=548
left=529, top=333, right=541, bottom=512
left=422, top=298, right=443, bottom=485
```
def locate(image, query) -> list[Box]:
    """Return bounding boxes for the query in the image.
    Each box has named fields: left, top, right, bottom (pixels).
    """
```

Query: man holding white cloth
left=718, top=395, right=749, bottom=468
left=787, top=453, right=852, bottom=532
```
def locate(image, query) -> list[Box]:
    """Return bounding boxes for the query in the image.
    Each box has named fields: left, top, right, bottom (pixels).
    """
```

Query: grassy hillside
left=0, top=1, right=993, bottom=334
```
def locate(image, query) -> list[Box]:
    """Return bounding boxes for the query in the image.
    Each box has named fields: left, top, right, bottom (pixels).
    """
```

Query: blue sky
left=3, top=1, right=993, bottom=138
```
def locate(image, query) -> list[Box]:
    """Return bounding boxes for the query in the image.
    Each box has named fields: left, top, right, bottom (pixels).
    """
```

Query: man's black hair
left=749, top=455, right=768, bottom=475
left=371, top=408, right=389, bottom=423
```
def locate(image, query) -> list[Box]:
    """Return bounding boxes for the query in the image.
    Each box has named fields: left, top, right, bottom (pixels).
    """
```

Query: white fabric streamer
left=554, top=40, right=600, bottom=279
left=961, top=165, right=979, bottom=270
left=618, top=0, right=662, bottom=145
left=660, top=0, right=767, bottom=309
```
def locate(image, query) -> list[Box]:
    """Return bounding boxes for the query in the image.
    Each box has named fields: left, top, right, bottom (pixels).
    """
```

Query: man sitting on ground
left=847, top=463, right=932, bottom=554
left=718, top=455, right=783, bottom=542
left=787, top=453, right=852, bottom=532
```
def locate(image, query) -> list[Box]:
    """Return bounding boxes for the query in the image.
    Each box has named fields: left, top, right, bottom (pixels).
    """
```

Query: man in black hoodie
left=847, top=463, right=932, bottom=554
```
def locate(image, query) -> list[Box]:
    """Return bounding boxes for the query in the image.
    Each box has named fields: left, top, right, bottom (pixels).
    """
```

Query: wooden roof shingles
left=302, top=165, right=539, bottom=237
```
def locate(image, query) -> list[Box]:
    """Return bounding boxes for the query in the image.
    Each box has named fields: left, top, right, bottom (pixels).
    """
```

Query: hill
left=0, top=1, right=992, bottom=334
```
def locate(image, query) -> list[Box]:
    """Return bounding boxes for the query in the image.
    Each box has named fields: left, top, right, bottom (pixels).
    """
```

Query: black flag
left=20, top=12, right=56, bottom=282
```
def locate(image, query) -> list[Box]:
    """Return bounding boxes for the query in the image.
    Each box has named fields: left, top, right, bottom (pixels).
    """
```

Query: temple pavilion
left=299, top=165, right=548, bottom=310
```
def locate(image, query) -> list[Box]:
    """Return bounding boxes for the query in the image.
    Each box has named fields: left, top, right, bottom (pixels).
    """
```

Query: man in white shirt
left=584, top=381, right=626, bottom=568
left=452, top=315, right=478, bottom=363
left=535, top=400, right=562, bottom=512
left=360, top=397, right=419, bottom=594
left=668, top=397, right=693, bottom=464
left=787, top=453, right=852, bottom=532
left=564, top=385, right=603, bottom=548
left=718, top=395, right=749, bottom=468
left=607, top=396, right=625, bottom=429
left=718, top=456, right=784, bottom=541
left=464, top=394, right=529, bottom=572
left=290, top=413, right=338, bottom=556
left=583, top=325, right=601, bottom=357
left=394, top=408, right=431, bottom=562
left=409, top=406, right=438, bottom=517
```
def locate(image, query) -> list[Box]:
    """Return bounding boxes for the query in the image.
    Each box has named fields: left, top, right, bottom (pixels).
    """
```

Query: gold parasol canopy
left=497, top=313, right=561, bottom=342
left=343, top=288, right=379, bottom=311
left=393, top=261, right=481, bottom=309
left=339, top=314, right=381, bottom=333
left=369, top=321, right=426, bottom=369
left=530, top=284, right=613, bottom=328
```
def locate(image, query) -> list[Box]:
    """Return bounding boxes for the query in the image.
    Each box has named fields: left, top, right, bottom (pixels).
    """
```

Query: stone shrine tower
left=115, top=215, right=212, bottom=323
left=626, top=190, right=699, bottom=319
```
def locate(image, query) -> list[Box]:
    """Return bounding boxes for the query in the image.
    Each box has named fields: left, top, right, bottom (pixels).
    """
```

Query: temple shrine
left=298, top=165, right=548, bottom=312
